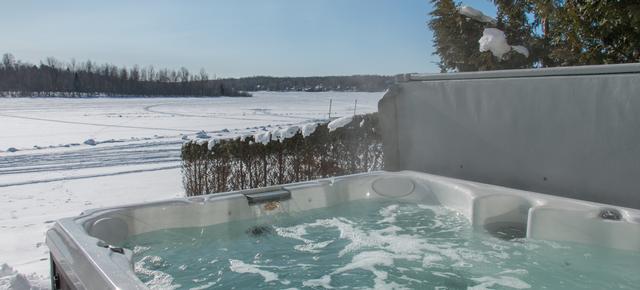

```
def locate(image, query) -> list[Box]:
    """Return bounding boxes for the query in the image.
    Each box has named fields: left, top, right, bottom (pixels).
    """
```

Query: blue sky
left=1, top=1, right=496, bottom=77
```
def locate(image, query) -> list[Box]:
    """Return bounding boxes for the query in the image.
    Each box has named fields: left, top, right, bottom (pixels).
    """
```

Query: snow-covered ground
left=0, top=91, right=383, bottom=289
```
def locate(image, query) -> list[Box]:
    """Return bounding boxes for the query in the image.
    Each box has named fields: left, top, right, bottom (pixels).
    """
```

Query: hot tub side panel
left=379, top=64, right=640, bottom=209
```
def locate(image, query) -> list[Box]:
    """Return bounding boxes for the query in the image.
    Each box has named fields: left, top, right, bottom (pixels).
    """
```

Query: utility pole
left=353, top=99, right=358, bottom=116
left=328, top=99, right=333, bottom=119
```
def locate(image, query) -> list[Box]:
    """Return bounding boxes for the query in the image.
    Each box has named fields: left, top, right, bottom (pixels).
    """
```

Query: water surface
left=124, top=199, right=640, bottom=289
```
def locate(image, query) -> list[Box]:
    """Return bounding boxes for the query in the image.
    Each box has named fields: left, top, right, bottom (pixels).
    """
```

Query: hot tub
left=46, top=171, right=640, bottom=289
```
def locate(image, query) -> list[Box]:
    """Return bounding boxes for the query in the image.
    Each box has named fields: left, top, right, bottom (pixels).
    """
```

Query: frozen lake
left=0, top=91, right=381, bottom=150
left=0, top=91, right=383, bottom=289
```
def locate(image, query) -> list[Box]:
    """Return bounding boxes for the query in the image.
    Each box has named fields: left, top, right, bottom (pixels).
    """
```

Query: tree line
left=0, top=53, right=394, bottom=98
left=0, top=54, right=247, bottom=97
left=220, top=75, right=394, bottom=92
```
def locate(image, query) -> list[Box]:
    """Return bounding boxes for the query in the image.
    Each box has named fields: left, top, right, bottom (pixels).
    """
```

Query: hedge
left=181, top=113, right=383, bottom=196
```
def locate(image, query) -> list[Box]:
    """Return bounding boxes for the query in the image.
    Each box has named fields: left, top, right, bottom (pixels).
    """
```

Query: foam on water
left=228, top=259, right=279, bottom=283
left=134, top=255, right=179, bottom=290
left=124, top=199, right=640, bottom=289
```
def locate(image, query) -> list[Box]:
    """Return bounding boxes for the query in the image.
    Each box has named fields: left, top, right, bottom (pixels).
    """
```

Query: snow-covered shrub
left=181, top=113, right=384, bottom=196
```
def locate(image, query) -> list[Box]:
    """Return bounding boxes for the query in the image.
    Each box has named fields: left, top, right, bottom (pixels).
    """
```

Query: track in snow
left=0, top=140, right=182, bottom=175
left=0, top=164, right=180, bottom=188
left=0, top=139, right=184, bottom=187
left=142, top=103, right=314, bottom=122
left=0, top=112, right=200, bottom=132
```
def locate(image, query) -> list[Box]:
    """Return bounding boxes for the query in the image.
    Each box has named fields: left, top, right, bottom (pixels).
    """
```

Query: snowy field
left=0, top=91, right=383, bottom=289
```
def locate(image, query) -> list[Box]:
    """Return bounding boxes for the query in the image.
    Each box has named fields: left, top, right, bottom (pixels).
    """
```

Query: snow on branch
left=327, top=116, right=354, bottom=132
left=457, top=5, right=496, bottom=24
left=478, top=28, right=529, bottom=59
left=510, top=45, right=530, bottom=58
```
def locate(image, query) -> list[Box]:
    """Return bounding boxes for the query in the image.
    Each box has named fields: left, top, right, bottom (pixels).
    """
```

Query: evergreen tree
left=429, top=0, right=640, bottom=72
left=544, top=0, right=640, bottom=66
left=429, top=0, right=537, bottom=72
left=73, top=72, right=81, bottom=93
left=429, top=0, right=490, bottom=72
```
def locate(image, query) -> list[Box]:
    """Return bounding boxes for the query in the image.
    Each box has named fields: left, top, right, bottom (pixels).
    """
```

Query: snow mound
left=83, top=139, right=97, bottom=146
left=195, top=131, right=210, bottom=139
left=253, top=131, right=271, bottom=145
left=328, top=116, right=354, bottom=132
left=0, top=263, right=45, bottom=290
left=479, top=28, right=511, bottom=59
left=273, top=126, right=300, bottom=142
left=458, top=5, right=496, bottom=24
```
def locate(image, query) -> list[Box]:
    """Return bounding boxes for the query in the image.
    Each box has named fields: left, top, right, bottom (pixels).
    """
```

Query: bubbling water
left=124, top=199, right=640, bottom=289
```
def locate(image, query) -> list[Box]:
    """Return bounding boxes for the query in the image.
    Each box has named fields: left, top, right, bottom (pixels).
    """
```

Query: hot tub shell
left=46, top=170, right=640, bottom=290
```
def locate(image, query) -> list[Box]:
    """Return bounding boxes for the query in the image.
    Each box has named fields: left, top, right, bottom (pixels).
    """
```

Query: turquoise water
left=123, top=199, right=640, bottom=289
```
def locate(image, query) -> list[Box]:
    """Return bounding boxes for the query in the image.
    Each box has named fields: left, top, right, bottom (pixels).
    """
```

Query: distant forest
left=0, top=53, right=394, bottom=98
left=221, top=75, right=394, bottom=92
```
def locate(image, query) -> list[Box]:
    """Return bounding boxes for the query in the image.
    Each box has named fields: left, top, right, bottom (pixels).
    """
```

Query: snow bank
left=458, top=5, right=496, bottom=24
left=2, top=137, right=135, bottom=153
left=0, top=263, right=45, bottom=290
left=328, top=116, right=353, bottom=132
